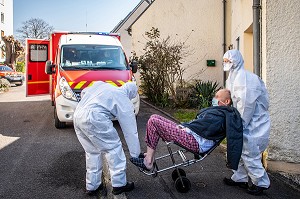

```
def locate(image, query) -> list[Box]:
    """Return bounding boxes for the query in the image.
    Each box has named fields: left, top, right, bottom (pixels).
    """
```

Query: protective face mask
left=212, top=98, right=226, bottom=106
left=212, top=98, right=219, bottom=106
left=223, top=62, right=233, bottom=71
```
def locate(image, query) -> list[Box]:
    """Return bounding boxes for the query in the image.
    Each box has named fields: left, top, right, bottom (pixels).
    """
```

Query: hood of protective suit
left=119, top=82, right=138, bottom=100
left=223, top=49, right=244, bottom=71
left=224, top=50, right=246, bottom=98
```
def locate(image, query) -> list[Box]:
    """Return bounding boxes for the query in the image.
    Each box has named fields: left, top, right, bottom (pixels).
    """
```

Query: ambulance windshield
left=60, top=45, right=128, bottom=70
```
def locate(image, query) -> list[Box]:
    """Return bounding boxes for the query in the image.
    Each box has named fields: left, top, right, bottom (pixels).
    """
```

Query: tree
left=1, top=35, right=24, bottom=69
left=16, top=18, right=54, bottom=44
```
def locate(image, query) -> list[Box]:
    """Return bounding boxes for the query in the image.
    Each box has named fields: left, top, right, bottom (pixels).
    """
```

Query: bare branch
left=16, top=18, right=54, bottom=45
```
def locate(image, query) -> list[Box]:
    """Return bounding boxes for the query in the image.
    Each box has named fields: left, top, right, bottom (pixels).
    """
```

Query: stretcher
left=138, top=137, right=225, bottom=193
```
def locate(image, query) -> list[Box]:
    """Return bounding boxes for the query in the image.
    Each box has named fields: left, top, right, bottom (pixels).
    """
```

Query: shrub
left=188, top=80, right=222, bottom=109
left=173, top=81, right=193, bottom=108
left=136, top=27, right=188, bottom=107
left=0, top=78, right=11, bottom=92
left=16, top=62, right=25, bottom=73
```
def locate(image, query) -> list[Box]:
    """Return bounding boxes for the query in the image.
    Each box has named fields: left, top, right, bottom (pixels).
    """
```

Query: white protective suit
left=73, top=81, right=141, bottom=191
left=224, top=50, right=270, bottom=188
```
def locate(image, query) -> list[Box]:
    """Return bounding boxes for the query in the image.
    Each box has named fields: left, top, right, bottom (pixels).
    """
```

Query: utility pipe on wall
left=223, top=0, right=227, bottom=86
left=253, top=0, right=261, bottom=77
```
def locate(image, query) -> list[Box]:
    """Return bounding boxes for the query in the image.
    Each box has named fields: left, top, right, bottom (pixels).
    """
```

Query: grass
left=173, top=109, right=197, bottom=123
left=221, top=138, right=227, bottom=144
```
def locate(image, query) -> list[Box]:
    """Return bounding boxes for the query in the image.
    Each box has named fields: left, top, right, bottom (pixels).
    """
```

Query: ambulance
left=26, top=32, right=140, bottom=128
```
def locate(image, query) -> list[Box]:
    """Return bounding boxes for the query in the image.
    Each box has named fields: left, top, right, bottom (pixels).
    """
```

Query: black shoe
left=138, top=152, right=145, bottom=158
left=247, top=184, right=269, bottom=195
left=130, top=157, right=151, bottom=171
left=85, top=183, right=103, bottom=196
left=223, top=177, right=248, bottom=189
left=112, top=181, right=135, bottom=195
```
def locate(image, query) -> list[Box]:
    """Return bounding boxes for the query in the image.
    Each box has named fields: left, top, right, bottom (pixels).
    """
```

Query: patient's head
left=213, top=89, right=232, bottom=106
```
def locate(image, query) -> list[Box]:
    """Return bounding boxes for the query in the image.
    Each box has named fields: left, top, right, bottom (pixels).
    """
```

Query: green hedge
left=16, top=62, right=25, bottom=73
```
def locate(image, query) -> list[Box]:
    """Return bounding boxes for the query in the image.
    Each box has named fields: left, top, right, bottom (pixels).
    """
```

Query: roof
left=111, top=0, right=154, bottom=33
left=125, top=0, right=155, bottom=34
left=59, top=34, right=122, bottom=46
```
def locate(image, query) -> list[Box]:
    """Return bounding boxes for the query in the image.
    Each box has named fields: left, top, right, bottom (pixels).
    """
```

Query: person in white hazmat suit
left=222, top=50, right=271, bottom=195
left=73, top=81, right=141, bottom=196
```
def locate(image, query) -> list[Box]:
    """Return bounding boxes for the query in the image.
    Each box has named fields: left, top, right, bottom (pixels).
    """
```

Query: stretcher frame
left=139, top=137, right=225, bottom=192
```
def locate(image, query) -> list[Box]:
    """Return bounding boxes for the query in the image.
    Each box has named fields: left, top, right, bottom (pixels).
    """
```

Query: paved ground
left=0, top=84, right=299, bottom=199
left=125, top=102, right=300, bottom=199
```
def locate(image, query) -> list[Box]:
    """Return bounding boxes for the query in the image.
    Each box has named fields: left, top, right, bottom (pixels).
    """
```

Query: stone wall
left=265, top=0, right=300, bottom=164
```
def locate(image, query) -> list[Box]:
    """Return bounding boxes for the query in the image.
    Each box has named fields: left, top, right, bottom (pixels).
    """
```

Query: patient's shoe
left=247, top=184, right=269, bottom=195
left=223, top=177, right=248, bottom=189
left=130, top=157, right=152, bottom=171
left=112, top=181, right=134, bottom=195
left=138, top=152, right=145, bottom=158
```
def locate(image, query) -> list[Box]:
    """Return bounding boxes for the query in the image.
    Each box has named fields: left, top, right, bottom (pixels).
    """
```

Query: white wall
left=132, top=0, right=224, bottom=85
left=229, top=0, right=253, bottom=72
left=265, top=0, right=300, bottom=164
left=112, top=1, right=150, bottom=59
left=0, top=0, right=13, bottom=61
left=0, top=0, right=13, bottom=35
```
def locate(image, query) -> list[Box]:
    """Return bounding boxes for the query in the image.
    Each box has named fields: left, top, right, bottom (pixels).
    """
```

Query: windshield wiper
left=62, top=66, right=125, bottom=71
left=92, top=67, right=124, bottom=70
left=63, top=66, right=91, bottom=70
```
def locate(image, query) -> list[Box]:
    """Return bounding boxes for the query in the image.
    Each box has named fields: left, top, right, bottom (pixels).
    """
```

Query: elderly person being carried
left=130, top=89, right=243, bottom=172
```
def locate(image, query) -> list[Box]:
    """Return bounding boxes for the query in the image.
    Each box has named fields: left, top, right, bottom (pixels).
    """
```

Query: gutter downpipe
left=253, top=0, right=261, bottom=77
left=223, top=0, right=227, bottom=87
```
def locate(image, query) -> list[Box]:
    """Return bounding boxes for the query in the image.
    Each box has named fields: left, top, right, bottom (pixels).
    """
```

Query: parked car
left=0, top=65, right=25, bottom=86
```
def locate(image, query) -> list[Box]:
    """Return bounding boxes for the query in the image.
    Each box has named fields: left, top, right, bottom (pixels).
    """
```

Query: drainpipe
left=223, top=0, right=227, bottom=87
left=253, top=0, right=261, bottom=77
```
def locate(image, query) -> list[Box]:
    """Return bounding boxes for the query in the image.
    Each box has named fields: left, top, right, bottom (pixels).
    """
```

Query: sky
left=13, top=0, right=141, bottom=35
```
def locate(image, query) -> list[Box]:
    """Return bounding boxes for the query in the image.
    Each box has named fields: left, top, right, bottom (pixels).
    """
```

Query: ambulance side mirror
left=45, top=60, right=55, bottom=74
left=130, top=60, right=138, bottom=73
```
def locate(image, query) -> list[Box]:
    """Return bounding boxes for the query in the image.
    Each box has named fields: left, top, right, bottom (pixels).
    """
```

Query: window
left=0, top=65, right=13, bottom=71
left=1, top=30, right=4, bottom=37
left=60, top=45, right=128, bottom=70
left=1, top=12, right=4, bottom=23
left=29, top=44, right=48, bottom=62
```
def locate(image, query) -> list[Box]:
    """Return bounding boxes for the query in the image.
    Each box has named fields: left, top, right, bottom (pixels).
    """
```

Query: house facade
left=228, top=0, right=300, bottom=179
left=0, top=0, right=13, bottom=62
left=111, top=0, right=153, bottom=59
left=130, top=0, right=226, bottom=85
left=127, top=0, right=300, bottom=182
left=263, top=0, right=300, bottom=176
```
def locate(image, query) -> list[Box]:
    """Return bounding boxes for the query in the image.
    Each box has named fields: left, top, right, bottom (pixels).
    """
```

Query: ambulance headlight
left=59, top=77, right=77, bottom=101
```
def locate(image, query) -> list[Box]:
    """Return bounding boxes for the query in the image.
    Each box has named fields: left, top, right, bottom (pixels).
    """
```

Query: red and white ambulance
left=26, top=32, right=140, bottom=128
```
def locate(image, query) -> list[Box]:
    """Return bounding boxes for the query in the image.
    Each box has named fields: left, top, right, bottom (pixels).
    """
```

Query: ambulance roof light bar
left=68, top=32, right=120, bottom=40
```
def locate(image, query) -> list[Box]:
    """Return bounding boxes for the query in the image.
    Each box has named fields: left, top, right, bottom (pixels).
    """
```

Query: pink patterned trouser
left=145, top=114, right=199, bottom=153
